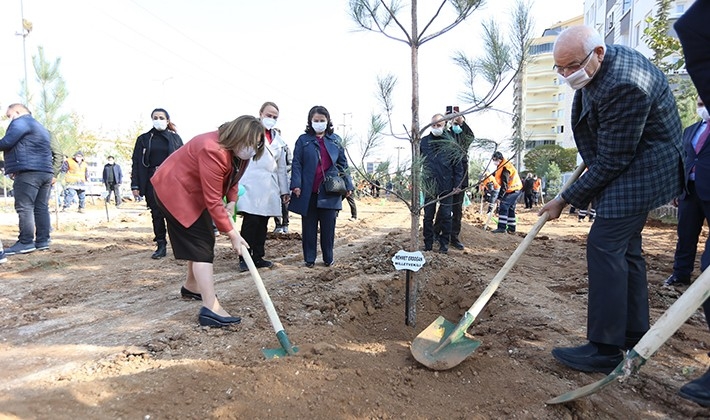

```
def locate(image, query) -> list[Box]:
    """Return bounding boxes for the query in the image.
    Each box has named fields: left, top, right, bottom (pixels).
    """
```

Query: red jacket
left=151, top=131, right=248, bottom=233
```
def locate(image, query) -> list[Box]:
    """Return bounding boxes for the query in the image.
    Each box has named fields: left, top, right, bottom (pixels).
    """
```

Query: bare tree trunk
left=409, top=0, right=421, bottom=252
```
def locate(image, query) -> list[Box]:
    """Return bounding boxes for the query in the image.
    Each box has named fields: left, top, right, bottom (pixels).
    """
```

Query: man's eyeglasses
left=553, top=49, right=594, bottom=75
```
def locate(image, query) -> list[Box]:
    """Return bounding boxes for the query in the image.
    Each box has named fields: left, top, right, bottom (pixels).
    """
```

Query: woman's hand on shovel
left=227, top=230, right=249, bottom=255
left=538, top=195, right=566, bottom=220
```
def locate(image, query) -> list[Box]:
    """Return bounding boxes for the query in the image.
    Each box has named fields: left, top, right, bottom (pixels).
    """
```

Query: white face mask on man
left=562, top=66, right=593, bottom=90
left=431, top=127, right=444, bottom=137
left=697, top=106, right=710, bottom=122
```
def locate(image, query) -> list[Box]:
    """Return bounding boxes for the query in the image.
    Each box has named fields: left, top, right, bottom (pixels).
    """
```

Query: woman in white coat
left=237, top=102, right=290, bottom=271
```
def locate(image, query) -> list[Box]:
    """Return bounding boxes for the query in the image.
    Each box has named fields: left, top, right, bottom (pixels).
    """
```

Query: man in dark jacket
left=673, top=2, right=710, bottom=407
left=420, top=114, right=464, bottom=254
left=0, top=104, right=61, bottom=255
left=102, top=156, right=123, bottom=208
left=446, top=110, right=474, bottom=250
left=540, top=26, right=684, bottom=374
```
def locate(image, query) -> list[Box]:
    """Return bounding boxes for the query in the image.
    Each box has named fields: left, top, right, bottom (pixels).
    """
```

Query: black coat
left=102, top=163, right=123, bottom=187
left=130, top=129, right=183, bottom=195
left=420, top=133, right=465, bottom=196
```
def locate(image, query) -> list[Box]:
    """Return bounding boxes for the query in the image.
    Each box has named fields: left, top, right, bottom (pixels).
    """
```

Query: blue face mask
left=452, top=124, right=463, bottom=135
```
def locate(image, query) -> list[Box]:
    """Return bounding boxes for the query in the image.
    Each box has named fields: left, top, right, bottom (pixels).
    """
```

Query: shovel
left=547, top=266, right=710, bottom=403
left=240, top=244, right=298, bottom=358
left=411, top=163, right=586, bottom=370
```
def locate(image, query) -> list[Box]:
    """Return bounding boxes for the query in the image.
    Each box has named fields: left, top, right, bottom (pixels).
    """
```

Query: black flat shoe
left=180, top=286, right=202, bottom=301
left=198, top=307, right=241, bottom=327
left=664, top=274, right=690, bottom=286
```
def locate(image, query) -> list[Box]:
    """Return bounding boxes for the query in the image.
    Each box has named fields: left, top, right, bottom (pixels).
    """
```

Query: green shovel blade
left=411, top=316, right=481, bottom=370
left=262, top=346, right=299, bottom=359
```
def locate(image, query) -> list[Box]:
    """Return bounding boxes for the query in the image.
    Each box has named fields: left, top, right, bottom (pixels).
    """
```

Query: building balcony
left=526, top=101, right=558, bottom=110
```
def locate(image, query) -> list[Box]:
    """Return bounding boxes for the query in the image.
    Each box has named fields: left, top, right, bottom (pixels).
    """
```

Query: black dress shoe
left=551, top=342, right=622, bottom=374
left=664, top=274, right=690, bottom=286
left=679, top=367, right=710, bottom=407
left=198, top=307, right=241, bottom=327
left=450, top=240, right=464, bottom=250
left=180, top=286, right=202, bottom=301
left=239, top=260, right=248, bottom=272
left=254, top=259, right=273, bottom=269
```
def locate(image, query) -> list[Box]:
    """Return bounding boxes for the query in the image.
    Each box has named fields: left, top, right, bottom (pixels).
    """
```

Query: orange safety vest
left=64, top=159, right=88, bottom=185
left=533, top=178, right=541, bottom=192
left=494, top=161, right=522, bottom=193
left=480, top=174, right=499, bottom=192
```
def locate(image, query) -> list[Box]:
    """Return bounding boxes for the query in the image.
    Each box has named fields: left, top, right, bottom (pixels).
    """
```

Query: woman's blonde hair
left=218, top=115, right=265, bottom=160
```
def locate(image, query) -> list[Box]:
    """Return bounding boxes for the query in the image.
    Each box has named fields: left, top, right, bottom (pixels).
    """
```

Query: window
left=634, top=23, right=640, bottom=46
left=622, top=0, right=631, bottom=14
left=556, top=125, right=565, bottom=134
left=557, top=109, right=565, bottom=118
left=558, top=92, right=566, bottom=101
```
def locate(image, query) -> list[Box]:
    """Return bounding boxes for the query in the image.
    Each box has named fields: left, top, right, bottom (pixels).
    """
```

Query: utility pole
left=395, top=146, right=405, bottom=171
left=16, top=0, right=33, bottom=103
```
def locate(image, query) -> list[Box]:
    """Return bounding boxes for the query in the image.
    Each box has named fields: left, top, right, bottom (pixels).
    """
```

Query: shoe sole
left=0, top=258, right=7, bottom=264
left=199, top=315, right=241, bottom=327
left=5, top=248, right=36, bottom=256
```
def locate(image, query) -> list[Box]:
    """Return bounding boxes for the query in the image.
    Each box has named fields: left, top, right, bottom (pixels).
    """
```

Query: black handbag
left=323, top=174, right=348, bottom=195
left=318, top=149, right=348, bottom=195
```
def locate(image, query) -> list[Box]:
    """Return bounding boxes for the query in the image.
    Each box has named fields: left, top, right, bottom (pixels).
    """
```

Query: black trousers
left=524, top=192, right=534, bottom=208
left=587, top=213, right=649, bottom=347
left=145, top=181, right=167, bottom=244
left=424, top=194, right=453, bottom=247
left=450, top=190, right=465, bottom=241
left=274, top=200, right=290, bottom=227
left=240, top=213, right=269, bottom=261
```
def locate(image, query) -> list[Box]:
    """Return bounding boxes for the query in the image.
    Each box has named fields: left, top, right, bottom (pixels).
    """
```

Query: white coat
left=238, top=129, right=290, bottom=216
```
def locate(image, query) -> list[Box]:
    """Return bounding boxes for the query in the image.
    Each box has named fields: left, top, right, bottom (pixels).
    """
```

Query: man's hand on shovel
left=538, top=194, right=566, bottom=220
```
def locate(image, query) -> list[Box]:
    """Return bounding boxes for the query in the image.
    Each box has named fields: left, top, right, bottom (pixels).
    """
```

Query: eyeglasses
left=553, top=49, right=594, bottom=75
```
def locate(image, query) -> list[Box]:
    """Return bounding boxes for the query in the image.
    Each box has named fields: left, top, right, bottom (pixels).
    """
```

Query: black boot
left=151, top=241, right=167, bottom=259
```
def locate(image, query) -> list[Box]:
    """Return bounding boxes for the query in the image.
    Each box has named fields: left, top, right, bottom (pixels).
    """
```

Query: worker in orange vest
left=532, top=174, right=542, bottom=206
left=491, top=151, right=523, bottom=233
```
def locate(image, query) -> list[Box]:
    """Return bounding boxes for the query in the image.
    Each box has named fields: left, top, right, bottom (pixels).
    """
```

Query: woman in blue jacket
left=289, top=105, right=353, bottom=267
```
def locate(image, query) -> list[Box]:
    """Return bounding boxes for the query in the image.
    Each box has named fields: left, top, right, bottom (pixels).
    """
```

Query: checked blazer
left=561, top=44, right=684, bottom=218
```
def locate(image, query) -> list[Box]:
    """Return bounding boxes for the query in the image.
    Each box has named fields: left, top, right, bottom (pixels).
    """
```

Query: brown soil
left=1, top=196, right=709, bottom=419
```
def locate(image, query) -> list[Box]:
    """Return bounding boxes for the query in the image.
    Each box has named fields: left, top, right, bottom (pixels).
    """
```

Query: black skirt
left=155, top=193, right=215, bottom=263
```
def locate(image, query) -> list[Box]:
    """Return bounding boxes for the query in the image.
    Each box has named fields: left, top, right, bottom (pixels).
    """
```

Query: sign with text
left=392, top=250, right=426, bottom=272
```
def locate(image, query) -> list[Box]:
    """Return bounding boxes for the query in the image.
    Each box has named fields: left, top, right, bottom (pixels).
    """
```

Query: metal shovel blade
left=411, top=316, right=481, bottom=370
left=261, top=330, right=298, bottom=359
left=546, top=363, right=624, bottom=404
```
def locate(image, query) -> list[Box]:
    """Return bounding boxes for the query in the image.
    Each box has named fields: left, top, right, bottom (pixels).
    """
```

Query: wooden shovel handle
left=464, top=163, right=587, bottom=323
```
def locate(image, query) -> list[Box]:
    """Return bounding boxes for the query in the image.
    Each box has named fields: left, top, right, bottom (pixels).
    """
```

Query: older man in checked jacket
left=539, top=25, right=684, bottom=374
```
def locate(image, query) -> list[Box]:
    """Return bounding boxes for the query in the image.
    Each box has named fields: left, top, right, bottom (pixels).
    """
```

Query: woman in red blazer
left=151, top=115, right=265, bottom=328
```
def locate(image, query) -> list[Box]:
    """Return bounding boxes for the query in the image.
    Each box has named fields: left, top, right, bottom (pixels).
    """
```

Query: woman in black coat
left=130, top=108, right=183, bottom=259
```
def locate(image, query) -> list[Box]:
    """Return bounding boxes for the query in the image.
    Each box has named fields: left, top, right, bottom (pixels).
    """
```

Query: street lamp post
left=16, top=0, right=32, bottom=103
left=395, top=146, right=405, bottom=170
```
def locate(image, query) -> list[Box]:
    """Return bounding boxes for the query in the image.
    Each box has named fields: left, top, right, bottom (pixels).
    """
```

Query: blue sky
left=0, top=0, right=583, bottom=163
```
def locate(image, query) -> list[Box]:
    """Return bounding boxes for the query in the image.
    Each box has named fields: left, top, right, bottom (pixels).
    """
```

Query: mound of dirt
left=1, top=197, right=709, bottom=418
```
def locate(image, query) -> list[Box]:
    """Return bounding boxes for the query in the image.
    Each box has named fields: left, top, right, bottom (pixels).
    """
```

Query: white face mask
left=431, top=127, right=444, bottom=137
left=698, top=107, right=710, bottom=122
left=262, top=117, right=277, bottom=130
left=312, top=121, right=327, bottom=133
left=153, top=119, right=168, bottom=131
left=562, top=66, right=593, bottom=90
left=236, top=147, right=256, bottom=160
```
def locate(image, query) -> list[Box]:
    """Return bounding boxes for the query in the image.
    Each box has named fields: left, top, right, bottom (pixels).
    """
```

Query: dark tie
left=695, top=123, right=710, bottom=154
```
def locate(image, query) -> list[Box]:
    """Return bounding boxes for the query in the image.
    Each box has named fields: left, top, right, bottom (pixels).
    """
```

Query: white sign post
left=392, top=250, right=426, bottom=326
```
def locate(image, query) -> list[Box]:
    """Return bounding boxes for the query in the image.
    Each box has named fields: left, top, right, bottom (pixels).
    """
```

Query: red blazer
left=151, top=131, right=247, bottom=233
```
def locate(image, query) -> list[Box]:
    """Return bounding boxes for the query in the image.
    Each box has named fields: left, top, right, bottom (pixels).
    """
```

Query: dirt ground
left=1, top=194, right=710, bottom=419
